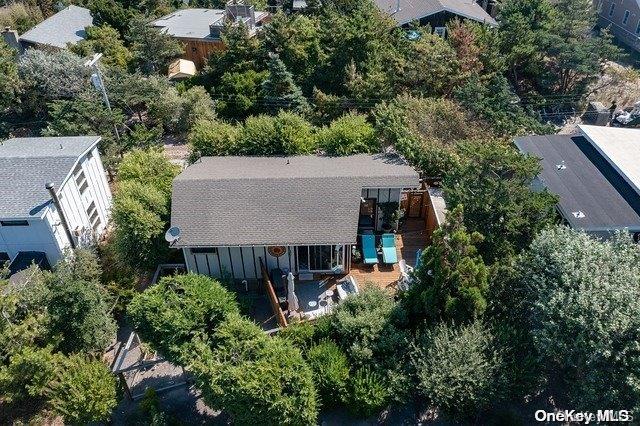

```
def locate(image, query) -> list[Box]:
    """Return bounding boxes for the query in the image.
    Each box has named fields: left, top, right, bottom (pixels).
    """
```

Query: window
left=0, top=220, right=29, bottom=226
left=434, top=27, right=446, bottom=37
left=74, top=164, right=88, bottom=195
left=636, top=19, right=640, bottom=34
left=609, top=3, right=615, bottom=17
left=298, top=245, right=344, bottom=272
left=86, top=201, right=100, bottom=231
left=623, top=10, right=630, bottom=24
left=191, top=247, right=217, bottom=254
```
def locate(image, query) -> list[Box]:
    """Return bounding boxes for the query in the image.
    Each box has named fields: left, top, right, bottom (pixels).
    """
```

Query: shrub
left=237, top=111, right=316, bottom=155
left=46, top=354, right=118, bottom=424
left=0, top=345, right=59, bottom=404
left=306, top=340, right=350, bottom=406
left=344, top=366, right=389, bottom=418
left=188, top=119, right=239, bottom=160
left=188, top=316, right=319, bottom=425
left=410, top=321, right=503, bottom=419
left=278, top=321, right=317, bottom=351
left=318, top=113, right=378, bottom=156
left=127, top=273, right=239, bottom=363
left=117, top=148, right=179, bottom=196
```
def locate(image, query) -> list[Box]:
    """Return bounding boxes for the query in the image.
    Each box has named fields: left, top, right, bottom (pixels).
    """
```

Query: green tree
left=237, top=111, right=316, bottom=155
left=0, top=345, right=59, bottom=404
left=46, top=354, right=118, bottom=424
left=260, top=54, right=309, bottom=114
left=512, top=227, right=640, bottom=411
left=214, top=69, right=268, bottom=119
left=187, top=316, right=319, bottom=425
left=317, top=113, right=378, bottom=156
left=410, top=321, right=503, bottom=419
left=305, top=340, right=350, bottom=406
left=127, top=273, right=239, bottom=363
left=127, top=15, right=183, bottom=74
left=45, top=274, right=116, bottom=354
left=0, top=41, right=21, bottom=112
left=443, top=141, right=558, bottom=263
left=117, top=148, right=179, bottom=196
left=71, top=24, right=132, bottom=69
left=404, top=206, right=489, bottom=324
left=343, top=366, right=390, bottom=418
left=188, top=119, right=239, bottom=160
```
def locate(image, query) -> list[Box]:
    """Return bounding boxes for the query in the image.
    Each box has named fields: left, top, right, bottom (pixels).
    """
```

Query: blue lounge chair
left=361, top=234, right=378, bottom=265
left=381, top=233, right=398, bottom=264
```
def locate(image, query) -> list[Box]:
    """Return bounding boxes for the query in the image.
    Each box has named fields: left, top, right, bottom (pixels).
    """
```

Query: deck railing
left=259, top=257, right=288, bottom=328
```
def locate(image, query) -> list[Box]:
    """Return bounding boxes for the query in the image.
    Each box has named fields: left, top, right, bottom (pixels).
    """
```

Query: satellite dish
left=165, top=226, right=181, bottom=245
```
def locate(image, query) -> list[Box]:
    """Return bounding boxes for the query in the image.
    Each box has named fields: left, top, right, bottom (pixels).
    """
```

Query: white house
left=170, top=154, right=420, bottom=282
left=0, top=136, right=112, bottom=271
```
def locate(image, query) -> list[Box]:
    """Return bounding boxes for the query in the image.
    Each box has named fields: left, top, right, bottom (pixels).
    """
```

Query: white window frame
left=623, top=10, right=630, bottom=24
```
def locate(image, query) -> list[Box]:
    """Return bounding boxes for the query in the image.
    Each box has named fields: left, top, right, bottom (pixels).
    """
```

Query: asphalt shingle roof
left=0, top=136, right=100, bottom=218
left=375, top=0, right=497, bottom=26
left=515, top=135, right=640, bottom=232
left=171, top=154, right=419, bottom=247
left=19, top=5, right=92, bottom=49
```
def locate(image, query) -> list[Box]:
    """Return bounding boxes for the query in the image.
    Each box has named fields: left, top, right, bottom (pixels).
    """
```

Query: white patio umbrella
left=287, top=272, right=299, bottom=312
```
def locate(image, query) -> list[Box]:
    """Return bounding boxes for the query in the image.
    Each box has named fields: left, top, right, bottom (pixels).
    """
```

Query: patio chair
left=381, top=233, right=398, bottom=264
left=397, top=259, right=414, bottom=291
left=336, top=275, right=360, bottom=300
left=361, top=234, right=378, bottom=265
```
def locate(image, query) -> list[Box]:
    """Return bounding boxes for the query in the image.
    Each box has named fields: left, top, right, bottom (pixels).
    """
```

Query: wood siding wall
left=180, top=38, right=225, bottom=69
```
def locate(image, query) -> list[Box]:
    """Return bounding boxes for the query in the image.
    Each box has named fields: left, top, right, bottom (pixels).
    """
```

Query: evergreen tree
left=260, top=54, right=309, bottom=115
left=0, top=41, right=20, bottom=112
left=403, top=206, right=489, bottom=324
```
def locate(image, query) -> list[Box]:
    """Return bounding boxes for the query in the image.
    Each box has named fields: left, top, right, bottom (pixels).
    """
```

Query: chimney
left=1, top=27, right=22, bottom=53
left=46, top=182, right=77, bottom=249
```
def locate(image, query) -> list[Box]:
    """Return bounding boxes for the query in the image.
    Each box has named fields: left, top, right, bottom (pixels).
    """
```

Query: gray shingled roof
left=19, top=5, right=93, bottom=48
left=0, top=136, right=100, bottom=218
left=375, top=0, right=497, bottom=26
left=515, top=135, right=640, bottom=232
left=171, top=154, right=419, bottom=247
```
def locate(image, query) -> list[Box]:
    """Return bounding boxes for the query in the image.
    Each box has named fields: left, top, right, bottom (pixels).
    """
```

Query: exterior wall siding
left=0, top=218, right=62, bottom=264
left=597, top=0, right=640, bottom=51
left=183, top=244, right=349, bottom=282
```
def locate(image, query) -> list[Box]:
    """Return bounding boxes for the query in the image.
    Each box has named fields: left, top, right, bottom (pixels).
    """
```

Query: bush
left=306, top=340, right=350, bottom=406
left=127, top=273, right=239, bottom=363
left=318, top=113, right=378, bottom=156
left=46, top=354, right=118, bottom=424
left=117, top=148, right=179, bottom=196
left=278, top=321, right=318, bottom=351
left=0, top=345, right=59, bottom=404
left=344, top=366, right=389, bottom=418
left=410, top=321, right=503, bottom=419
left=188, top=119, right=239, bottom=160
left=188, top=316, right=319, bottom=425
left=237, top=111, right=316, bottom=155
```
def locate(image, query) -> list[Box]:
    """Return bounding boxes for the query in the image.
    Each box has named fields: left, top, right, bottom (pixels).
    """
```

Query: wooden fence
left=259, top=258, right=288, bottom=328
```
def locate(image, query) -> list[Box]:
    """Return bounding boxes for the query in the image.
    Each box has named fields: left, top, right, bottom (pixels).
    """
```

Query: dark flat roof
left=515, top=135, right=640, bottom=232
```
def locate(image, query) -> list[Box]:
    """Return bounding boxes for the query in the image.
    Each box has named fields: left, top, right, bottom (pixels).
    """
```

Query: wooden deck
left=348, top=218, right=429, bottom=291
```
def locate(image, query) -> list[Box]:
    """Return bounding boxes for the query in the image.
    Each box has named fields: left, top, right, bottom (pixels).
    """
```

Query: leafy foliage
left=512, top=227, right=640, bottom=411
left=187, top=316, right=319, bottom=425
left=71, top=24, right=132, bottom=69
left=317, top=113, right=377, bottom=155
left=128, top=273, right=239, bottom=363
left=0, top=345, right=59, bottom=404
left=127, top=15, right=183, bottom=74
left=0, top=41, right=20, bottom=112
left=306, top=340, right=350, bottom=406
left=343, top=366, right=389, bottom=418
left=411, top=321, right=503, bottom=419
left=444, top=141, right=558, bottom=263
left=404, top=206, right=489, bottom=324
left=260, top=54, right=309, bottom=114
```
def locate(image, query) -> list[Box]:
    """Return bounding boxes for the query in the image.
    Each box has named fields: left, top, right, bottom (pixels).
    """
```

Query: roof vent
left=572, top=211, right=585, bottom=219
left=556, top=160, right=566, bottom=171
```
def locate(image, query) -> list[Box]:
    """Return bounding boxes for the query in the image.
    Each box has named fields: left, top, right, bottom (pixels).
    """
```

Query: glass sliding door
left=297, top=245, right=345, bottom=273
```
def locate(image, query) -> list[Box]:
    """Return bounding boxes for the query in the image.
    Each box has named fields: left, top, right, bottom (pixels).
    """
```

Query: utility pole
left=84, top=53, right=121, bottom=142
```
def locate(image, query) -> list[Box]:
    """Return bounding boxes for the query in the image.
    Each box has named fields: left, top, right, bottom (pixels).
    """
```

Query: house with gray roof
left=0, top=136, right=112, bottom=270
left=375, top=0, right=496, bottom=35
left=515, top=125, right=640, bottom=238
left=151, top=4, right=269, bottom=69
left=595, top=0, right=640, bottom=52
left=170, top=154, right=420, bottom=282
left=18, top=5, right=93, bottom=50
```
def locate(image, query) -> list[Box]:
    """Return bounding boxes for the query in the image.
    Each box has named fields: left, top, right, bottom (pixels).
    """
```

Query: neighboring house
left=17, top=5, right=93, bottom=50
left=375, top=0, right=497, bottom=35
left=170, top=154, right=420, bottom=282
left=515, top=125, right=640, bottom=238
left=595, top=0, right=640, bottom=52
left=0, top=136, right=112, bottom=269
left=151, top=4, right=269, bottom=69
